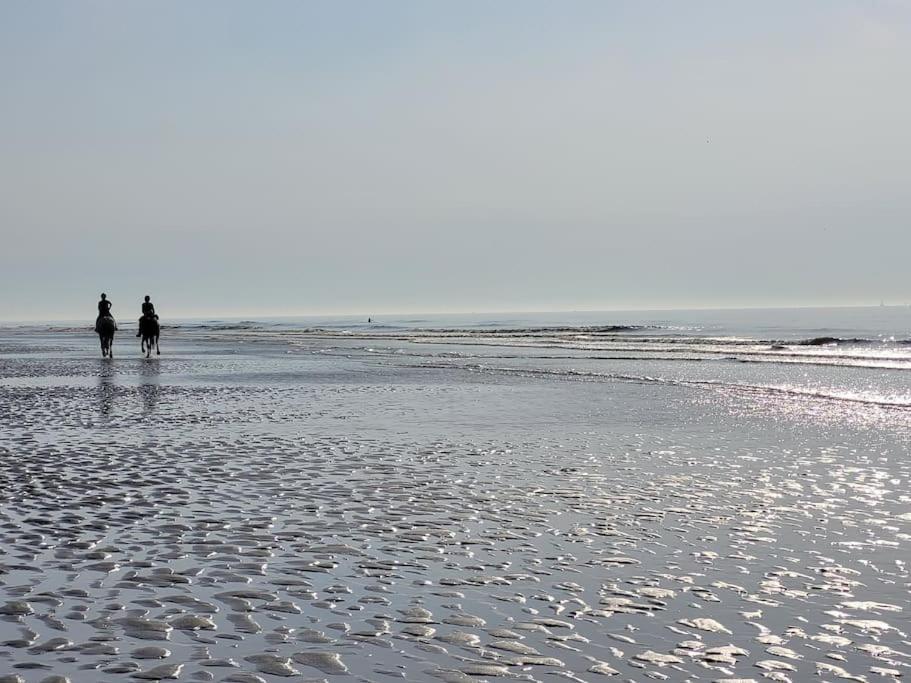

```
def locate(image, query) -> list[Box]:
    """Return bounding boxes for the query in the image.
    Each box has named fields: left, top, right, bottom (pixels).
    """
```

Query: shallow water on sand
left=0, top=331, right=909, bottom=683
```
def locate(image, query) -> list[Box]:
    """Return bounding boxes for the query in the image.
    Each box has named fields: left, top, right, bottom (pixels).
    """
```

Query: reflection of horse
left=97, top=363, right=115, bottom=416
left=140, top=315, right=160, bottom=358
left=139, top=356, right=160, bottom=417
left=97, top=316, right=116, bottom=358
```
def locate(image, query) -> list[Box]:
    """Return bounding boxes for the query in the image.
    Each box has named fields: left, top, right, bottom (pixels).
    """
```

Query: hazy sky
left=1, top=1, right=909, bottom=320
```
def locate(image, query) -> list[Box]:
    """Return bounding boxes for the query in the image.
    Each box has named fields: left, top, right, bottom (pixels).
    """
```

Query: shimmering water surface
left=1, top=308, right=909, bottom=683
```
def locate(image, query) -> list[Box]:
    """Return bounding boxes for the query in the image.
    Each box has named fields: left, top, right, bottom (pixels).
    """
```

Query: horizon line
left=0, top=301, right=905, bottom=325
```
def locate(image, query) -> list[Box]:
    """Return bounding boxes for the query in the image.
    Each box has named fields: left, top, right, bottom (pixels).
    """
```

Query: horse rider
left=137, top=295, right=159, bottom=337
left=95, top=293, right=113, bottom=332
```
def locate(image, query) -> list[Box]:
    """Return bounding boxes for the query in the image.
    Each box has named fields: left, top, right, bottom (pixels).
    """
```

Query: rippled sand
left=1, top=332, right=909, bottom=682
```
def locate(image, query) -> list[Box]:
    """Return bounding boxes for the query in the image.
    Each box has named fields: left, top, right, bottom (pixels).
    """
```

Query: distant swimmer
left=368, top=317, right=372, bottom=323
left=95, top=293, right=113, bottom=332
left=137, top=295, right=158, bottom=337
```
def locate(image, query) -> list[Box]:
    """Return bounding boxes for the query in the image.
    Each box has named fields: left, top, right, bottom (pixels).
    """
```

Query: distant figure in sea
left=137, top=295, right=158, bottom=337
left=95, top=293, right=114, bottom=333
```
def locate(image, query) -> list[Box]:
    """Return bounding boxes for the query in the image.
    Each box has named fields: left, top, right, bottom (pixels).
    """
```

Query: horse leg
left=156, top=335, right=160, bottom=355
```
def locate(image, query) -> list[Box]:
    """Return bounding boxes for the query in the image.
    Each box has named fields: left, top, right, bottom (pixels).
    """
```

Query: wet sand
left=1, top=330, right=909, bottom=682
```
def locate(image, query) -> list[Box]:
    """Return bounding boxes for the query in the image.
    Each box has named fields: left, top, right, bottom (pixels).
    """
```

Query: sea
left=14, top=304, right=909, bottom=413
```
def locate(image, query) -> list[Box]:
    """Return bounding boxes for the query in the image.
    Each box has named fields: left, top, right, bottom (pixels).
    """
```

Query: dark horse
left=140, top=314, right=160, bottom=358
left=97, top=315, right=117, bottom=358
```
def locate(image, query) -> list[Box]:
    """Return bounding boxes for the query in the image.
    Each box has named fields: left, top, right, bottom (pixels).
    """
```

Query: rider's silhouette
left=137, top=295, right=158, bottom=337
left=95, top=293, right=112, bottom=332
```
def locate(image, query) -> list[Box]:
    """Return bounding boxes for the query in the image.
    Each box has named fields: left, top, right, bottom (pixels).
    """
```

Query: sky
left=1, top=1, right=910, bottom=320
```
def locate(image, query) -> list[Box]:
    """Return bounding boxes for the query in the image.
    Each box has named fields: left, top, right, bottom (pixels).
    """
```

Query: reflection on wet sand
left=97, top=360, right=116, bottom=417
left=0, top=337, right=909, bottom=682
left=139, top=359, right=160, bottom=417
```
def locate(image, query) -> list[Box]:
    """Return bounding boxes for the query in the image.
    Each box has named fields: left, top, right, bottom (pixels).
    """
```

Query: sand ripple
left=1, top=339, right=909, bottom=681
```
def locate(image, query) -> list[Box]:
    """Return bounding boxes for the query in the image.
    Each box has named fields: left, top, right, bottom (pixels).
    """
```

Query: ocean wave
left=175, top=323, right=662, bottom=335
left=10, top=321, right=911, bottom=363
left=795, top=336, right=872, bottom=346
left=367, top=336, right=911, bottom=366
left=278, top=327, right=909, bottom=349
left=420, top=364, right=911, bottom=410
left=244, top=324, right=911, bottom=371
left=443, top=324, right=655, bottom=334
left=350, top=345, right=911, bottom=370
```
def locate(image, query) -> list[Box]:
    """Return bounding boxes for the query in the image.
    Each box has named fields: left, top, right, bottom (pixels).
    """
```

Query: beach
left=1, top=309, right=909, bottom=682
